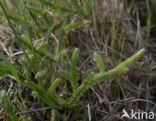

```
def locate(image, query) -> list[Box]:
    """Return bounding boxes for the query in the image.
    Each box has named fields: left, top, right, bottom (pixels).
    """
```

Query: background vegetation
left=0, top=0, right=156, bottom=121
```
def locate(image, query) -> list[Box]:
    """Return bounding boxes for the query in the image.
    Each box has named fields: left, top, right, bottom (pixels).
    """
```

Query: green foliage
left=84, top=0, right=92, bottom=15
left=0, top=54, right=21, bottom=83
left=0, top=90, right=6, bottom=103
left=60, top=49, right=145, bottom=107
left=94, top=53, right=105, bottom=73
left=0, top=92, right=19, bottom=121
left=47, top=78, right=61, bottom=94
left=65, top=20, right=90, bottom=31
left=0, top=0, right=146, bottom=120
left=25, top=80, right=61, bottom=109
left=0, top=48, right=145, bottom=108
left=70, top=48, right=79, bottom=91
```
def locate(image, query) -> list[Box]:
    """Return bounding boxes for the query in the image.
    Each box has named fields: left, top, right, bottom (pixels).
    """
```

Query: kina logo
left=121, top=109, right=155, bottom=120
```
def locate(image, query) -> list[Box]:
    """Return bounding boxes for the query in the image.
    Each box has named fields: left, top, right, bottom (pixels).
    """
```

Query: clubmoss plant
left=0, top=48, right=145, bottom=109
left=0, top=0, right=146, bottom=120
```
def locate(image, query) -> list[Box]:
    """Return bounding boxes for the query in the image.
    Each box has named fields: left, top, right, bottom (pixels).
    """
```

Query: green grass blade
left=2, top=96, right=18, bottom=121
left=19, top=36, right=56, bottom=62
left=39, top=0, right=76, bottom=13
left=0, top=54, right=21, bottom=83
left=25, top=80, right=60, bottom=109
left=0, top=0, right=24, bottom=23
left=0, top=90, right=6, bottom=104
left=84, top=0, right=92, bottom=15
left=65, top=20, right=90, bottom=31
